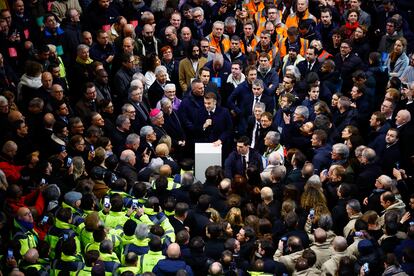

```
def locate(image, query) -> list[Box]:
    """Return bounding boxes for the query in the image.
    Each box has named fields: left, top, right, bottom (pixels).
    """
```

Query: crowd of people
left=1, top=0, right=414, bottom=274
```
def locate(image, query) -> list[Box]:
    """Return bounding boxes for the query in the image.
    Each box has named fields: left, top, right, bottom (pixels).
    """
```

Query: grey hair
left=160, top=97, right=172, bottom=108
left=378, top=175, right=393, bottom=189
left=126, top=133, right=140, bottom=146
left=140, top=125, right=154, bottom=138
left=354, top=145, right=367, bottom=158
left=120, top=150, right=135, bottom=163
left=135, top=223, right=149, bottom=240
left=154, top=65, right=168, bottom=76
left=121, top=103, right=134, bottom=114
left=252, top=78, right=264, bottom=89
left=253, top=102, right=266, bottom=111
left=295, top=105, right=309, bottom=120
left=2, top=141, right=17, bottom=154
left=0, top=96, right=8, bottom=106
left=224, top=16, right=236, bottom=27
left=165, top=25, right=177, bottom=35
left=28, top=97, right=44, bottom=109
left=191, top=7, right=204, bottom=16
left=318, top=214, right=333, bottom=230
left=100, top=239, right=113, bottom=253
left=310, top=39, right=323, bottom=50
left=347, top=199, right=361, bottom=213
left=271, top=165, right=287, bottom=180
left=338, top=96, right=351, bottom=110
left=268, top=152, right=282, bottom=165
left=115, top=114, right=130, bottom=128
left=77, top=44, right=89, bottom=54
left=362, top=148, right=376, bottom=164
left=213, top=21, right=225, bottom=28
left=332, top=143, right=349, bottom=159
left=164, top=83, right=176, bottom=91
left=285, top=65, right=301, bottom=81
left=266, top=131, right=281, bottom=145
left=132, top=72, right=145, bottom=81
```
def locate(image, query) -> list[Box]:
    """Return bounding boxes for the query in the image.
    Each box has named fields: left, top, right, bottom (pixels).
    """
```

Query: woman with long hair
left=386, top=37, right=409, bottom=78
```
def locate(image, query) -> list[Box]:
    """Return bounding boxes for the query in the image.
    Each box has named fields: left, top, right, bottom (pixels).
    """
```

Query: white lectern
left=195, top=143, right=222, bottom=183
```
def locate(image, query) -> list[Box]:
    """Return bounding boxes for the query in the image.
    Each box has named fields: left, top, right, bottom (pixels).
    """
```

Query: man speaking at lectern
left=195, top=92, right=233, bottom=156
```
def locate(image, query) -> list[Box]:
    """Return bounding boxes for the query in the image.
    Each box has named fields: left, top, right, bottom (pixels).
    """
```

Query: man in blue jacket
left=152, top=243, right=194, bottom=275
left=311, top=129, right=332, bottom=174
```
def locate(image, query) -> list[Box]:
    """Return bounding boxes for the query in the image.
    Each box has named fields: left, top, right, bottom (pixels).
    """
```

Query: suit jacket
left=128, top=99, right=151, bottom=129
left=296, top=59, right=321, bottom=80
left=147, top=81, right=165, bottom=108
left=195, top=106, right=233, bottom=145
left=228, top=84, right=274, bottom=119
left=178, top=57, right=207, bottom=92
left=224, top=148, right=263, bottom=179
left=163, top=111, right=186, bottom=146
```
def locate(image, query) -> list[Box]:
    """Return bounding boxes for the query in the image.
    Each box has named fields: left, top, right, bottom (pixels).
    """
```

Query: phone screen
left=104, top=197, right=110, bottom=207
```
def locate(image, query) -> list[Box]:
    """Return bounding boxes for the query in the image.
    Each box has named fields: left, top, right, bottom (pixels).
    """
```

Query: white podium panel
left=195, top=143, right=222, bottom=183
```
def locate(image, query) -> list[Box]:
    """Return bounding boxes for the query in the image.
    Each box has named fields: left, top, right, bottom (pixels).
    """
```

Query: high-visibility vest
left=285, top=9, right=317, bottom=28
left=244, top=1, right=264, bottom=17
left=278, top=37, right=309, bottom=58
left=206, top=33, right=231, bottom=54
left=138, top=250, right=165, bottom=274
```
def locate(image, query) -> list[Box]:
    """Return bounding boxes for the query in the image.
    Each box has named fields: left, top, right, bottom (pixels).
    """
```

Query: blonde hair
left=225, top=207, right=244, bottom=227
left=207, top=207, right=222, bottom=223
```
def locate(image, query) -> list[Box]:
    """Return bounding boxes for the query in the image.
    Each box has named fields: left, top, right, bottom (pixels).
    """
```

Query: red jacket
left=5, top=188, right=45, bottom=217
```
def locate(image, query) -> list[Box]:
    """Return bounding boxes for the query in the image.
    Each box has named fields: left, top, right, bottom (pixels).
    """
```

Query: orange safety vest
left=255, top=10, right=284, bottom=36
left=285, top=9, right=317, bottom=28
left=245, top=1, right=264, bottom=17
left=318, top=50, right=333, bottom=63
left=254, top=44, right=279, bottom=66
left=278, top=37, right=309, bottom=58
left=240, top=35, right=259, bottom=54
left=206, top=33, right=231, bottom=54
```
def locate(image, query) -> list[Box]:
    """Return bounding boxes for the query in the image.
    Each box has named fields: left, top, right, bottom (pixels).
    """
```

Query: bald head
left=24, top=248, right=39, bottom=263
left=332, top=236, right=347, bottom=252
left=8, top=110, right=24, bottom=123
left=120, top=149, right=136, bottom=165
left=209, top=262, right=224, bottom=275
left=167, top=243, right=181, bottom=258
left=17, top=207, right=33, bottom=223
left=313, top=228, right=327, bottom=243
left=396, top=109, right=411, bottom=126
left=44, top=113, right=55, bottom=127
left=123, top=24, right=135, bottom=37
left=159, top=164, right=172, bottom=177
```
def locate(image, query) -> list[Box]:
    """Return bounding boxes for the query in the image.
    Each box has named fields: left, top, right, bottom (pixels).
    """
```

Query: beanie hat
left=64, top=191, right=82, bottom=206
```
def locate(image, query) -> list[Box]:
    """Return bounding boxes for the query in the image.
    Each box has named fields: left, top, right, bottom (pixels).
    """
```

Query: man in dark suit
left=160, top=98, right=186, bottom=154
left=195, top=92, right=233, bottom=155
left=178, top=79, right=205, bottom=156
left=224, top=136, right=263, bottom=179
left=296, top=46, right=320, bottom=80
left=127, top=80, right=151, bottom=128
left=228, top=76, right=274, bottom=136
left=168, top=202, right=189, bottom=234
left=148, top=66, right=169, bottom=108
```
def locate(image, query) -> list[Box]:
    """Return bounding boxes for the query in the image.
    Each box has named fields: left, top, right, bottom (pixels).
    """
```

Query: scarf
left=17, top=219, right=34, bottom=231
left=194, top=20, right=207, bottom=38
left=76, top=56, right=93, bottom=65
left=345, top=21, right=359, bottom=37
